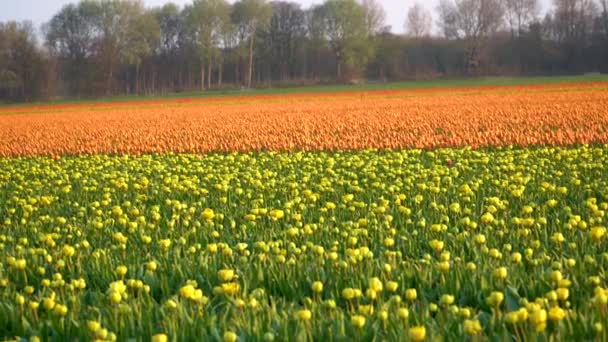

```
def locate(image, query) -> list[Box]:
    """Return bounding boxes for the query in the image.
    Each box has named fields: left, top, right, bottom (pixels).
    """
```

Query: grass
left=2, top=74, right=607, bottom=108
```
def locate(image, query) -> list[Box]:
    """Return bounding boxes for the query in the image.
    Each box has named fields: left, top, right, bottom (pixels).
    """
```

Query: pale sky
left=1, top=0, right=553, bottom=35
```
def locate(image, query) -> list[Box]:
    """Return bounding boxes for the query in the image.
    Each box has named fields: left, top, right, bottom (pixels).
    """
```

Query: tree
left=90, top=0, right=160, bottom=95
left=218, top=11, right=237, bottom=87
left=0, top=21, right=47, bottom=101
left=360, top=0, right=386, bottom=36
left=155, top=3, right=182, bottom=55
left=602, top=0, right=608, bottom=34
left=503, top=0, right=539, bottom=37
left=437, top=0, right=505, bottom=40
left=318, top=0, right=370, bottom=80
left=232, top=0, right=272, bottom=88
left=551, top=0, right=597, bottom=42
left=152, top=3, right=183, bottom=92
left=126, top=10, right=160, bottom=94
left=369, top=32, right=405, bottom=80
left=305, top=5, right=329, bottom=80
left=264, top=1, right=306, bottom=81
left=45, top=1, right=100, bottom=95
left=405, top=3, right=432, bottom=38
left=549, top=0, right=598, bottom=70
left=593, top=0, right=608, bottom=72
left=500, top=0, right=538, bottom=73
left=437, top=0, right=505, bottom=72
left=7, top=0, right=608, bottom=102
left=186, top=0, right=231, bottom=90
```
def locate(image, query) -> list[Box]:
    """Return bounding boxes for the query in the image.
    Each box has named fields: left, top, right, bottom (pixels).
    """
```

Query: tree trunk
left=465, top=39, right=479, bottom=75
left=200, top=61, right=205, bottom=91
left=248, top=35, right=255, bottom=88
left=257, top=62, right=262, bottom=84
left=236, top=57, right=240, bottom=86
left=315, top=51, right=321, bottom=80
left=178, top=67, right=183, bottom=91
left=517, top=37, right=524, bottom=74
left=218, top=61, right=223, bottom=87
left=603, top=2, right=608, bottom=39
left=135, top=63, right=140, bottom=95
left=106, top=62, right=114, bottom=96
left=143, top=66, right=147, bottom=94
left=207, top=61, right=212, bottom=90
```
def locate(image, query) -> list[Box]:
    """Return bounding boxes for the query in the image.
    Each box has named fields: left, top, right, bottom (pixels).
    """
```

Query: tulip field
left=1, top=81, right=608, bottom=156
left=1, top=80, right=608, bottom=341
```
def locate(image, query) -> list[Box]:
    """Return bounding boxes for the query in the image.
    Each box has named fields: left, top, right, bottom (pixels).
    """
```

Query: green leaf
left=505, top=286, right=521, bottom=312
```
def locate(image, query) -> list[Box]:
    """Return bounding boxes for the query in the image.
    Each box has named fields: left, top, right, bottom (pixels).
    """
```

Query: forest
left=0, top=0, right=607, bottom=102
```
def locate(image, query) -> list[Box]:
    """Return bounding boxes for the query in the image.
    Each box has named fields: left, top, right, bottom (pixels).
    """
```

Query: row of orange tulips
left=1, top=82, right=606, bottom=156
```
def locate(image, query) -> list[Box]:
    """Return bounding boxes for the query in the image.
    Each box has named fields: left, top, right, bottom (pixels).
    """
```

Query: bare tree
left=552, top=0, right=598, bottom=42
left=548, top=0, right=598, bottom=70
left=437, top=0, right=505, bottom=39
left=602, top=0, right=608, bottom=37
left=405, top=3, right=432, bottom=38
left=437, top=0, right=462, bottom=39
left=437, top=0, right=505, bottom=72
left=503, top=0, right=539, bottom=37
left=360, top=0, right=386, bottom=36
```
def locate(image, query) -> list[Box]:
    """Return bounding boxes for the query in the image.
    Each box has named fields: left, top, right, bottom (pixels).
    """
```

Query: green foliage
left=186, top=0, right=231, bottom=62
left=4, top=0, right=608, bottom=102
left=232, top=0, right=273, bottom=36
left=316, top=0, right=371, bottom=78
left=0, top=21, right=46, bottom=101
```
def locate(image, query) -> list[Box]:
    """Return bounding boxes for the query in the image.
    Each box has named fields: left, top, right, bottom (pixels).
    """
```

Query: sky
left=1, top=0, right=553, bottom=35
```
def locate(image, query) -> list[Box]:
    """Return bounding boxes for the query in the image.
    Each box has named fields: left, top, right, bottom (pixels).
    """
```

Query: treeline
left=1, top=0, right=607, bottom=102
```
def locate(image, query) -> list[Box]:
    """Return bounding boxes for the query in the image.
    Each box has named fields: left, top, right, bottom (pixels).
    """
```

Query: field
left=1, top=81, right=608, bottom=156
left=1, top=79, right=608, bottom=341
